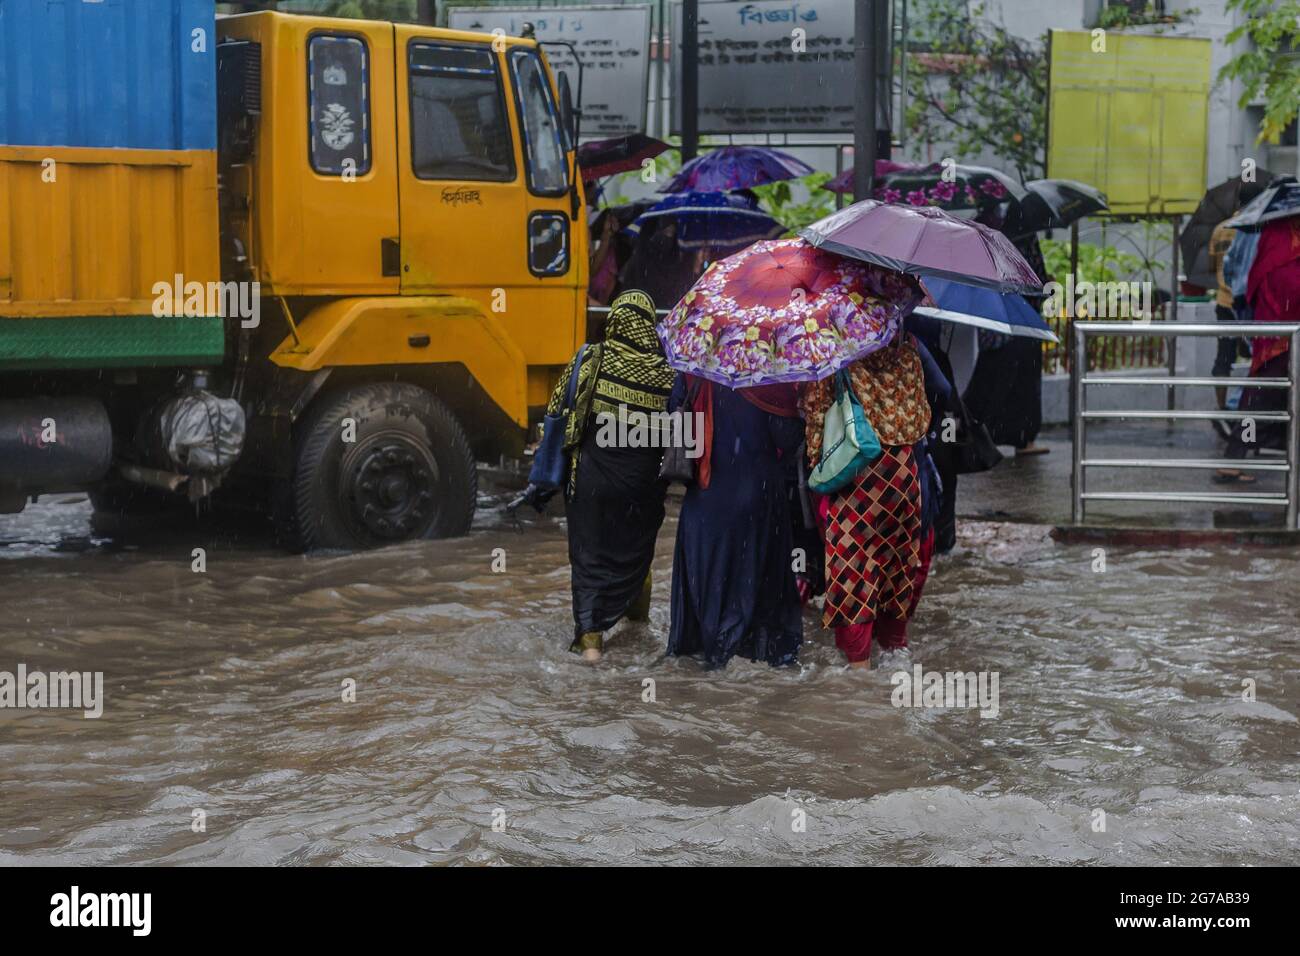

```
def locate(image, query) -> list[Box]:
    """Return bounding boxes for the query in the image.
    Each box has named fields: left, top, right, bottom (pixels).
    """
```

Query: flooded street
left=1, top=489, right=1298, bottom=866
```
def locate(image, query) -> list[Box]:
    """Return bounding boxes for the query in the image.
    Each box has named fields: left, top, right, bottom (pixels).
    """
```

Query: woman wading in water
left=544, top=290, right=676, bottom=662
left=801, top=333, right=933, bottom=669
left=666, top=377, right=806, bottom=669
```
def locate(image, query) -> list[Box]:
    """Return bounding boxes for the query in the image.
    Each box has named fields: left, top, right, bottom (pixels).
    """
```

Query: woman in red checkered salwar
left=799, top=334, right=934, bottom=669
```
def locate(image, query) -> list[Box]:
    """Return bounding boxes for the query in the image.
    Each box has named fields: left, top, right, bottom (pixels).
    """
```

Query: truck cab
left=215, top=12, right=588, bottom=549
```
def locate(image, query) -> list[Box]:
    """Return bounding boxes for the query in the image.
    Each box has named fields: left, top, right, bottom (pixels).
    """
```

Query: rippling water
left=1, top=492, right=1297, bottom=865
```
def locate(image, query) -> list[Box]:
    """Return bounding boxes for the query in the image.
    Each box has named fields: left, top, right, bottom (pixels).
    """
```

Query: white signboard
left=671, top=0, right=857, bottom=134
left=448, top=4, right=652, bottom=139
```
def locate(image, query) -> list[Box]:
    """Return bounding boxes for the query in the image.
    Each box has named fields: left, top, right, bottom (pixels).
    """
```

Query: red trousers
left=834, top=527, right=935, bottom=663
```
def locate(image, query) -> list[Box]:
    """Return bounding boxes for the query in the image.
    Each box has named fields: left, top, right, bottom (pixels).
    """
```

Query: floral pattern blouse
left=800, top=335, right=931, bottom=463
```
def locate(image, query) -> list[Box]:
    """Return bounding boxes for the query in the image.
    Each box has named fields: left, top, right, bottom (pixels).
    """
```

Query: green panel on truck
left=0, top=315, right=225, bottom=370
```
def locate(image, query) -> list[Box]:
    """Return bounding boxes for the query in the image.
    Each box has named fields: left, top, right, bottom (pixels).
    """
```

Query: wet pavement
left=960, top=422, right=1293, bottom=530
left=1, top=480, right=1298, bottom=865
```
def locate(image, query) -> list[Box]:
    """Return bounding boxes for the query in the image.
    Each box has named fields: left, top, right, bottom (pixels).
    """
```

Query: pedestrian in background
left=962, top=216, right=1050, bottom=456
left=1208, top=216, right=1245, bottom=414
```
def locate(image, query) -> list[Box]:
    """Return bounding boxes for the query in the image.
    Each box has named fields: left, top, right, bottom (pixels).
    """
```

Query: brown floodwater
left=1, top=486, right=1298, bottom=865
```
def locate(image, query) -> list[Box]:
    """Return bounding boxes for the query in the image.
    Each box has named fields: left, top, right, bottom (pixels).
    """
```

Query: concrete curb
left=1050, top=525, right=1300, bottom=548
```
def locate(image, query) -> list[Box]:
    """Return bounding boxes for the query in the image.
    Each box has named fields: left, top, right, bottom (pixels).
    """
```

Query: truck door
left=296, top=24, right=400, bottom=293
left=394, top=33, right=524, bottom=296
left=393, top=29, right=579, bottom=368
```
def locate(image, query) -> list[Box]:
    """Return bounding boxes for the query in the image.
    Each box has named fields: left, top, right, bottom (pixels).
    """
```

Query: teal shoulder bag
left=808, top=370, right=882, bottom=494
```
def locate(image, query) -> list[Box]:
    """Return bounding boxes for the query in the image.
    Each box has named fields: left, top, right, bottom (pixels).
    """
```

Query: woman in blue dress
left=667, top=377, right=806, bottom=668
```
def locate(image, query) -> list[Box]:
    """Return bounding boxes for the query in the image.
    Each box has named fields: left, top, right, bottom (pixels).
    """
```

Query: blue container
left=0, top=0, right=216, bottom=151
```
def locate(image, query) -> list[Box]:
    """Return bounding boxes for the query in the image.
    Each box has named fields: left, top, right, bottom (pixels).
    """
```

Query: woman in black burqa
left=543, top=290, right=676, bottom=662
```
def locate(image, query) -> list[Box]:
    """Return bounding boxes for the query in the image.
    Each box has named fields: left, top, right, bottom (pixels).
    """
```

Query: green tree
left=752, top=174, right=836, bottom=234
left=1220, top=0, right=1300, bottom=144
left=287, top=0, right=418, bottom=20
left=903, top=0, right=1046, bottom=181
left=1092, top=2, right=1196, bottom=31
left=1041, top=239, right=1145, bottom=287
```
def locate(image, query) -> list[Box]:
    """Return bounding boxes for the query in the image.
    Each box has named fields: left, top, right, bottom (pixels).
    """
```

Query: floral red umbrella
left=658, top=238, right=922, bottom=387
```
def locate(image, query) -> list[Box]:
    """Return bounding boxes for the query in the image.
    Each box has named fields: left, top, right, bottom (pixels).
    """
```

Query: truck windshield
left=510, top=50, right=568, bottom=196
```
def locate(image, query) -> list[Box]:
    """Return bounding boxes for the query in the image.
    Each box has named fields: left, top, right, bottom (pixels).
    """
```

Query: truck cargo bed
left=0, top=0, right=220, bottom=367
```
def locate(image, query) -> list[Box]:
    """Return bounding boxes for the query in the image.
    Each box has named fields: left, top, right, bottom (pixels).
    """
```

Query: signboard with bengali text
left=670, top=0, right=857, bottom=135
left=448, top=4, right=652, bottom=138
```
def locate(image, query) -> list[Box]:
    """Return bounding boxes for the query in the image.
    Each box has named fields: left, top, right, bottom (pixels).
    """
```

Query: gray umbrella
left=1225, top=176, right=1300, bottom=232
left=800, top=200, right=1042, bottom=295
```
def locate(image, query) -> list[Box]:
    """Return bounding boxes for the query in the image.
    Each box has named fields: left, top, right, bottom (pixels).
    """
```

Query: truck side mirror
left=557, top=72, right=578, bottom=151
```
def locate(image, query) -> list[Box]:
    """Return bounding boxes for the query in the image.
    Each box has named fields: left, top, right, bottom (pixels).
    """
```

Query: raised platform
left=1050, top=525, right=1300, bottom=547
left=957, top=421, right=1292, bottom=534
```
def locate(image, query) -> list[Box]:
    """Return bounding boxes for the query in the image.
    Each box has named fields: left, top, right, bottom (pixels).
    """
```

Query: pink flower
left=930, top=180, right=958, bottom=202
left=906, top=189, right=928, bottom=206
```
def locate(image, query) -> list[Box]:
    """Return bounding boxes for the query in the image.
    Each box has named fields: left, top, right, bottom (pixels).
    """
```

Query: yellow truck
left=0, top=7, right=587, bottom=550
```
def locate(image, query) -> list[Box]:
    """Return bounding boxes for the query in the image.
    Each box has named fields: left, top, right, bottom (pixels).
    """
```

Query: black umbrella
left=1225, top=175, right=1300, bottom=232
left=591, top=200, right=651, bottom=232
left=1179, top=172, right=1274, bottom=288
left=578, top=133, right=671, bottom=181
left=1006, top=179, right=1108, bottom=237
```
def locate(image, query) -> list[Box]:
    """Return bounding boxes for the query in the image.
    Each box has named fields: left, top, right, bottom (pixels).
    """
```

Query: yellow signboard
left=1047, top=30, right=1211, bottom=216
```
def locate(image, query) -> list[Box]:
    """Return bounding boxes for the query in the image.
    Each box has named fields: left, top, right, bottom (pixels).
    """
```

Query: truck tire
left=278, top=383, right=477, bottom=552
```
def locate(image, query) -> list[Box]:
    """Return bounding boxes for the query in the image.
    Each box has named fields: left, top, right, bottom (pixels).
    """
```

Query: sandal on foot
left=1213, top=469, right=1256, bottom=485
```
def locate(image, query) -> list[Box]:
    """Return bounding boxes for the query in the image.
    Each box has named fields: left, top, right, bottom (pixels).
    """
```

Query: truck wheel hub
left=346, top=438, right=437, bottom=539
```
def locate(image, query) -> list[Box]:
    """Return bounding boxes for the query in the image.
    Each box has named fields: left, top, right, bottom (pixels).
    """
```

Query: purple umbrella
left=821, top=159, right=921, bottom=195
left=624, top=191, right=786, bottom=250
left=661, top=146, right=814, bottom=194
left=800, top=200, right=1042, bottom=295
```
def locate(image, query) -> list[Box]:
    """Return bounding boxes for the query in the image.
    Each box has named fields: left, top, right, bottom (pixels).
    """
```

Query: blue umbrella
left=918, top=276, right=1058, bottom=342
left=623, top=191, right=786, bottom=250
left=660, top=146, right=813, bottom=194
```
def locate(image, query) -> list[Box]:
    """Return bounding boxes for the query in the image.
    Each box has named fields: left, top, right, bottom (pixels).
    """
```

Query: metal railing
left=1044, top=306, right=1169, bottom=375
left=1070, top=321, right=1300, bottom=528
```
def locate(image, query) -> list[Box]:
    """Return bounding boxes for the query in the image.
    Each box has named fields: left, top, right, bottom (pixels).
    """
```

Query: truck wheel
left=279, top=383, right=477, bottom=551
